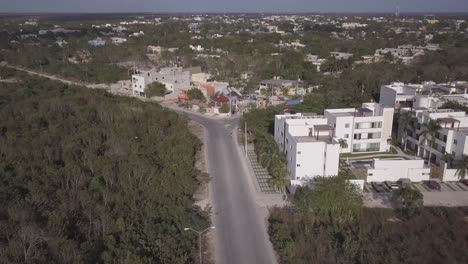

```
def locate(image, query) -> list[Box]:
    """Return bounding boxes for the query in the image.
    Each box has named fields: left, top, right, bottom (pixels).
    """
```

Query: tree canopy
left=0, top=73, right=208, bottom=263
left=145, top=81, right=166, bottom=97
left=392, top=187, right=423, bottom=217
left=187, top=88, right=206, bottom=102
left=293, top=176, right=363, bottom=223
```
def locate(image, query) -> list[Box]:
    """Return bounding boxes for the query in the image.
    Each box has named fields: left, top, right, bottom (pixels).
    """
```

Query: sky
left=1, top=0, right=468, bottom=13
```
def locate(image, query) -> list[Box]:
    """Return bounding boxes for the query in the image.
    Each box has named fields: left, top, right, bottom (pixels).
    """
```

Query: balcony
left=352, top=148, right=380, bottom=153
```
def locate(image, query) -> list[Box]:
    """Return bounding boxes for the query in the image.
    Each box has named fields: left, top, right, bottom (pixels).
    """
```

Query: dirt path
left=187, top=120, right=215, bottom=264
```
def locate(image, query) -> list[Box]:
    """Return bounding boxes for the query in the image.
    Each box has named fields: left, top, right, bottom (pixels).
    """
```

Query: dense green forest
left=0, top=73, right=208, bottom=263
left=270, top=205, right=468, bottom=264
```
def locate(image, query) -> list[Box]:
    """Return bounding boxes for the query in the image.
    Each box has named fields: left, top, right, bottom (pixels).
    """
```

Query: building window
left=454, top=139, right=458, bottom=145
left=354, top=134, right=361, bottom=140
left=452, top=151, right=456, bottom=158
left=372, top=122, right=382, bottom=128
left=297, top=151, right=301, bottom=154
left=368, top=173, right=373, bottom=176
left=345, top=123, right=350, bottom=128
left=344, top=134, right=349, bottom=138
left=297, top=164, right=300, bottom=167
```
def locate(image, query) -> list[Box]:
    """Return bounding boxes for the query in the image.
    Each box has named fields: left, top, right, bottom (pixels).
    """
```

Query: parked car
left=424, top=180, right=441, bottom=191
left=385, top=181, right=399, bottom=190
left=460, top=179, right=468, bottom=187
left=371, top=182, right=385, bottom=193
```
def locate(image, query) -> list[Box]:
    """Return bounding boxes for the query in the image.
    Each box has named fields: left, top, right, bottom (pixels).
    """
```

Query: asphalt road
left=184, top=112, right=278, bottom=264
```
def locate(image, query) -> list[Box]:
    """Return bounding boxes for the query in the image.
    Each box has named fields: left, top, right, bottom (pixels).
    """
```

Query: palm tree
left=338, top=139, right=348, bottom=153
left=456, top=155, right=468, bottom=180
left=270, top=163, right=289, bottom=191
left=441, top=152, right=454, bottom=168
left=399, top=112, right=417, bottom=151
left=420, top=119, right=442, bottom=165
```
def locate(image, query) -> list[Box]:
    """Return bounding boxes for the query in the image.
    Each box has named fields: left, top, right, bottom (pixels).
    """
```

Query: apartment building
left=274, top=102, right=394, bottom=188
left=380, top=81, right=468, bottom=109
left=131, top=67, right=191, bottom=97
left=324, top=103, right=394, bottom=153
left=274, top=114, right=339, bottom=186
left=400, top=108, right=468, bottom=165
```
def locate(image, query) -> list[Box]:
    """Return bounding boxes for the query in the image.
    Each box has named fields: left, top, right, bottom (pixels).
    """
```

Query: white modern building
left=274, top=102, right=394, bottom=189
left=275, top=114, right=340, bottom=187
left=380, top=81, right=468, bottom=109
left=324, top=103, right=394, bottom=153
left=276, top=103, right=394, bottom=154
left=400, top=108, right=468, bottom=165
left=131, top=67, right=191, bottom=97
left=351, top=158, right=430, bottom=183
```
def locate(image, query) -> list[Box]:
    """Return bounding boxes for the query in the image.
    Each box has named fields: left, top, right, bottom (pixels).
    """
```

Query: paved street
left=185, top=112, right=278, bottom=264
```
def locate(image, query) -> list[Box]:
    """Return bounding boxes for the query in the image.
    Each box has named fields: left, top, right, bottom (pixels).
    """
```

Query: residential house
left=131, top=67, right=191, bottom=97
left=111, top=37, right=127, bottom=44
left=88, top=38, right=106, bottom=47
left=330, top=52, right=353, bottom=60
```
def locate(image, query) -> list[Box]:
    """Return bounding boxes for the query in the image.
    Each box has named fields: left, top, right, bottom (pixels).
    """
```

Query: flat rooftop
left=443, top=95, right=468, bottom=105
left=330, top=112, right=354, bottom=117
left=295, top=136, right=335, bottom=144
left=456, top=127, right=468, bottom=134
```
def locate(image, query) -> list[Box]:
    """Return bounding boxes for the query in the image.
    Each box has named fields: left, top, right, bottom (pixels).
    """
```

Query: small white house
left=358, top=158, right=431, bottom=182
left=111, top=37, right=127, bottom=45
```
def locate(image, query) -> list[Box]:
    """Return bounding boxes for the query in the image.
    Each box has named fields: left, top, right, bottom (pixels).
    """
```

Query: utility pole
left=245, top=121, right=248, bottom=157
left=228, top=87, right=232, bottom=116
left=184, top=227, right=215, bottom=264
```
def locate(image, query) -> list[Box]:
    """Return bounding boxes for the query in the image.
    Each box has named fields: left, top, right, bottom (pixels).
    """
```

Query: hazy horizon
left=2, top=0, right=468, bottom=14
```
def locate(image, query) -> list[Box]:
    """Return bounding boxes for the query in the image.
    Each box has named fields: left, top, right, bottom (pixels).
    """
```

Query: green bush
left=187, top=88, right=206, bottom=102
left=145, top=82, right=166, bottom=97
left=219, top=103, right=230, bottom=113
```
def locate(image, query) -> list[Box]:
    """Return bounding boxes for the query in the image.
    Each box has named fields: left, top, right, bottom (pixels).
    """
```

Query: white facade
left=401, top=108, right=468, bottom=165
left=274, top=113, right=340, bottom=186
left=275, top=103, right=394, bottom=155
left=324, top=103, right=394, bottom=153
left=286, top=134, right=340, bottom=185
left=192, top=73, right=212, bottom=84
left=380, top=81, right=468, bottom=108
left=364, top=158, right=430, bottom=182
left=274, top=103, right=394, bottom=190
left=282, top=122, right=340, bottom=186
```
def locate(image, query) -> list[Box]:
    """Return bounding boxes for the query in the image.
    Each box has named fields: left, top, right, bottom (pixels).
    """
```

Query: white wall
left=441, top=161, right=461, bottom=181
left=285, top=132, right=339, bottom=182
left=366, top=159, right=430, bottom=182
left=379, top=86, right=398, bottom=107
left=132, top=75, right=146, bottom=94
